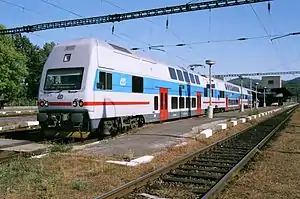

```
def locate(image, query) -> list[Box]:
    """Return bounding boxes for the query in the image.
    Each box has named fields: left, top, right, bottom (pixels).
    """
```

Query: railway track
left=96, top=106, right=297, bottom=199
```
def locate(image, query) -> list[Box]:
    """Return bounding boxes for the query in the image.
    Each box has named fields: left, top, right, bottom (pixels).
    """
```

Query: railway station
left=0, top=0, right=299, bottom=199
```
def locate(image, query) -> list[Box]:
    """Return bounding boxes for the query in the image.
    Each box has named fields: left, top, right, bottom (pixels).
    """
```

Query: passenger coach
left=37, top=38, right=252, bottom=137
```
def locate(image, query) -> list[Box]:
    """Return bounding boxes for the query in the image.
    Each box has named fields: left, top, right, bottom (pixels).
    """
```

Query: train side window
left=192, top=98, right=196, bottom=108
left=132, top=76, right=143, bottom=93
left=204, top=88, right=208, bottom=97
left=168, top=67, right=177, bottom=80
left=186, top=97, right=190, bottom=108
left=211, top=89, right=214, bottom=97
left=194, top=75, right=200, bottom=84
left=179, top=97, right=185, bottom=108
left=98, top=71, right=112, bottom=90
left=189, top=73, right=195, bottom=84
left=171, top=97, right=178, bottom=109
left=220, top=91, right=225, bottom=98
left=154, top=96, right=158, bottom=110
left=176, top=70, right=184, bottom=81
left=183, top=71, right=190, bottom=83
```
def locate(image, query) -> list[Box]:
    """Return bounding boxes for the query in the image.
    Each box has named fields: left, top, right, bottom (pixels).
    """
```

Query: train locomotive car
left=37, top=38, right=252, bottom=137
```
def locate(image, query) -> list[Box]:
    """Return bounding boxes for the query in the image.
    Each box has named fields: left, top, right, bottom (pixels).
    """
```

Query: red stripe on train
left=84, top=101, right=150, bottom=106
left=203, top=101, right=225, bottom=104
left=47, top=101, right=150, bottom=106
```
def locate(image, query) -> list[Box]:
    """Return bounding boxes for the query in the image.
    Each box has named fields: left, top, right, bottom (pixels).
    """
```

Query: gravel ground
left=219, top=108, right=300, bottom=199
left=0, top=116, right=37, bottom=127
left=0, top=110, right=275, bottom=199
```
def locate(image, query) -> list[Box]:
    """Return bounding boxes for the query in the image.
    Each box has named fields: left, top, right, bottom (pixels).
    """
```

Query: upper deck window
left=189, top=73, right=195, bottom=84
left=183, top=71, right=190, bottom=82
left=44, top=67, right=84, bottom=90
left=63, top=54, right=71, bottom=62
left=194, top=75, right=200, bottom=84
left=176, top=69, right=184, bottom=81
left=168, top=67, right=177, bottom=80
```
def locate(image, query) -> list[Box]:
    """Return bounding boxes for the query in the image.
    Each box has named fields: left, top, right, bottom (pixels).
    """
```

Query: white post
left=240, top=76, right=244, bottom=112
left=263, top=87, right=266, bottom=107
left=206, top=60, right=215, bottom=119
left=208, top=64, right=213, bottom=118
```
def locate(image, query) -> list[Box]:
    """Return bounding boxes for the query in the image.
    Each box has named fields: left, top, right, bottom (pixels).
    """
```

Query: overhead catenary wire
left=249, top=4, right=287, bottom=68
left=37, top=0, right=149, bottom=47
left=0, top=0, right=50, bottom=18
left=38, top=0, right=192, bottom=65
left=101, top=0, right=200, bottom=59
left=130, top=34, right=277, bottom=50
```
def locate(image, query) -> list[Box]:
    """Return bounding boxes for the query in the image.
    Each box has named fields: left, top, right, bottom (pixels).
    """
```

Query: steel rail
left=201, top=105, right=297, bottom=199
left=95, top=105, right=297, bottom=199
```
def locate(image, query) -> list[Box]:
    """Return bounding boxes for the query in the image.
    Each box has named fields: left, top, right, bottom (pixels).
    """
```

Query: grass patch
left=0, top=157, right=57, bottom=198
left=48, top=143, right=73, bottom=153
left=248, top=109, right=259, bottom=116
left=72, top=179, right=87, bottom=191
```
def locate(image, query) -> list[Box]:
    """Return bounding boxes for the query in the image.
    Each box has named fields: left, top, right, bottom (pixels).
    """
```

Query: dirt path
left=219, top=108, right=300, bottom=199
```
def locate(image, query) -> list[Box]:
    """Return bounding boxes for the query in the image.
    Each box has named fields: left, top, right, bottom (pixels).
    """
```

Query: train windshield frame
left=44, top=67, right=84, bottom=91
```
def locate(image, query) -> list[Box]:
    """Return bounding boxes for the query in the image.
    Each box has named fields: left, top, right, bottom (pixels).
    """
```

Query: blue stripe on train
left=93, top=69, right=252, bottom=100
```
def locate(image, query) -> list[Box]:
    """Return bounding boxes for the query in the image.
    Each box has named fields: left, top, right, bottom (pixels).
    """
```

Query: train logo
left=120, top=77, right=126, bottom=86
left=57, top=94, right=63, bottom=99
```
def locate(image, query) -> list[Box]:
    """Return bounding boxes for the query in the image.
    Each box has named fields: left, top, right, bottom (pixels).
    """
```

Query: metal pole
left=263, top=88, right=266, bottom=107
left=208, top=64, right=213, bottom=119
left=250, top=78, right=252, bottom=109
left=240, top=77, right=244, bottom=112
left=209, top=65, right=212, bottom=106
left=255, top=85, right=258, bottom=109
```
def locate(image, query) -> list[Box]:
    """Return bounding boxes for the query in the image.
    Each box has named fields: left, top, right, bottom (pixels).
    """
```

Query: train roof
left=57, top=38, right=254, bottom=94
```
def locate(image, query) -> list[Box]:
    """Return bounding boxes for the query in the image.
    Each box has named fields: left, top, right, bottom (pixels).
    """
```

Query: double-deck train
left=37, top=38, right=253, bottom=137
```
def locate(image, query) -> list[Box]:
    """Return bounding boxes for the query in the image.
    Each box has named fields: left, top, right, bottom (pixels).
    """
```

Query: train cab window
left=98, top=71, right=112, bottom=90
left=176, top=69, right=184, bottom=81
left=179, top=97, right=185, bottom=108
left=192, top=98, right=196, bottom=108
left=171, top=97, right=178, bottom=109
left=132, top=76, right=143, bottom=93
left=204, top=88, right=208, bottom=97
left=183, top=71, right=190, bottom=83
left=195, top=75, right=200, bottom=84
left=154, top=96, right=158, bottom=110
left=189, top=73, right=195, bottom=84
left=168, top=67, right=177, bottom=80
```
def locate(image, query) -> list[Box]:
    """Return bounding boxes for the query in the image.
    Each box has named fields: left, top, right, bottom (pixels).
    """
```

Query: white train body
left=37, top=38, right=253, bottom=136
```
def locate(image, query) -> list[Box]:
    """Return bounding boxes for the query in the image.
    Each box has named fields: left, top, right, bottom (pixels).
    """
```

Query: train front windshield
left=44, top=67, right=84, bottom=91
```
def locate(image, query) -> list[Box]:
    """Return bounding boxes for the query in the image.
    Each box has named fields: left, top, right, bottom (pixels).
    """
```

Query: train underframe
left=37, top=111, right=145, bottom=139
left=37, top=104, right=249, bottom=139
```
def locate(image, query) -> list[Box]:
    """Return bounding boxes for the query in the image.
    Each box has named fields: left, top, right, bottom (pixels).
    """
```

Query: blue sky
left=1, top=0, right=299, bottom=81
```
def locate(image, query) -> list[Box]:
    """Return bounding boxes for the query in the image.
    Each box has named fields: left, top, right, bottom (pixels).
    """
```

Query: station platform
left=79, top=107, right=276, bottom=157
left=0, top=138, right=48, bottom=154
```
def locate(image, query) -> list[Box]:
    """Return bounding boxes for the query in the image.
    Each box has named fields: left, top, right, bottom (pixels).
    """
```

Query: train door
left=225, top=95, right=228, bottom=111
left=196, top=91, right=202, bottom=115
left=160, top=88, right=168, bottom=121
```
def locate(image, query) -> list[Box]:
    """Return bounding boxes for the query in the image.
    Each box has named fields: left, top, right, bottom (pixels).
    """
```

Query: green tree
left=0, top=25, right=28, bottom=102
left=12, top=34, right=55, bottom=99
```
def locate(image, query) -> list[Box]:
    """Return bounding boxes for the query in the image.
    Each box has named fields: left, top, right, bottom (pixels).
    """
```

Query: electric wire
left=38, top=0, right=192, bottom=65
left=0, top=0, right=50, bottom=18
left=249, top=4, right=286, bottom=68
left=101, top=0, right=201, bottom=58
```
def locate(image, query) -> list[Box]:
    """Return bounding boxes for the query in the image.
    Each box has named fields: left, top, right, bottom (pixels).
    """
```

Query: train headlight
left=72, top=100, right=78, bottom=107
left=79, top=100, right=84, bottom=107
left=44, top=101, right=49, bottom=107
